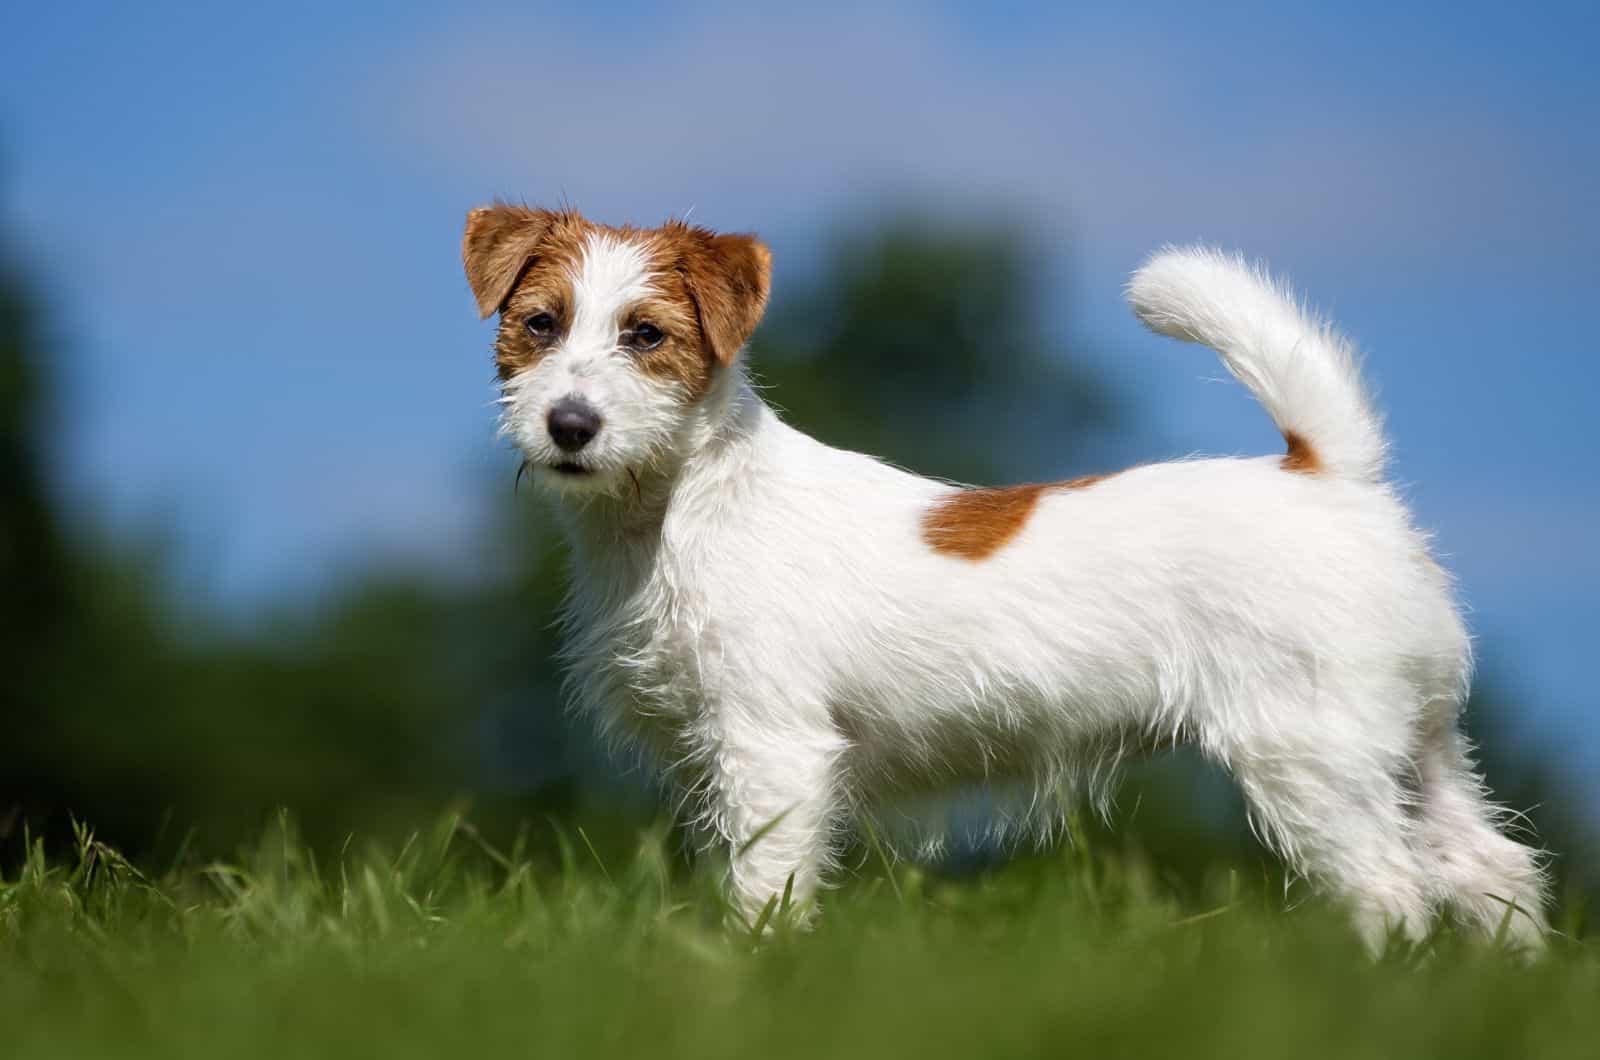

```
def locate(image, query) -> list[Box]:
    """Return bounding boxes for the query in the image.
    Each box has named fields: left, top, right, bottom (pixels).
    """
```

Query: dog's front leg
left=711, top=706, right=845, bottom=930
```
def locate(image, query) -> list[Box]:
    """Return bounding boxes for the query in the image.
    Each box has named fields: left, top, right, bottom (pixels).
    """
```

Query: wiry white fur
left=498, top=243, right=1547, bottom=952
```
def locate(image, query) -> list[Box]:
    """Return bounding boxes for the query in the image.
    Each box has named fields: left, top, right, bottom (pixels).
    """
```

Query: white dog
left=462, top=205, right=1545, bottom=949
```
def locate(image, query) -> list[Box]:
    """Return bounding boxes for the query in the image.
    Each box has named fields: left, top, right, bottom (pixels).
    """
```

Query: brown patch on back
left=923, top=474, right=1109, bottom=561
left=1281, top=430, right=1323, bottom=474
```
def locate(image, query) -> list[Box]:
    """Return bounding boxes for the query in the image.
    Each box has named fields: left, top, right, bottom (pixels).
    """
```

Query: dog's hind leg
left=1216, top=699, right=1435, bottom=953
left=1410, top=705, right=1548, bottom=949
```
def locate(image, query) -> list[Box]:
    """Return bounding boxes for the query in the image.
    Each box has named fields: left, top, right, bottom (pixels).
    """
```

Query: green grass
left=2, top=812, right=1597, bottom=1060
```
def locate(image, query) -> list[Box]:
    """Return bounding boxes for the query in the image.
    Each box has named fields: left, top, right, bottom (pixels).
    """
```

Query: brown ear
left=462, top=205, right=556, bottom=319
left=678, top=231, right=772, bottom=365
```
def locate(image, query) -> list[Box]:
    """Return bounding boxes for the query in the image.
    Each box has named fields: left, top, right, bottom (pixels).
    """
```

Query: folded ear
left=462, top=205, right=557, bottom=318
left=678, top=231, right=772, bottom=365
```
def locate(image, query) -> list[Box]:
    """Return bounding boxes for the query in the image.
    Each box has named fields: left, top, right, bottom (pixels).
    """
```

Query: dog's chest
left=564, top=552, right=717, bottom=749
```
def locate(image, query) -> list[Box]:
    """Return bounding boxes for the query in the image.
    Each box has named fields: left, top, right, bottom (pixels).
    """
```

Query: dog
left=462, top=205, right=1546, bottom=950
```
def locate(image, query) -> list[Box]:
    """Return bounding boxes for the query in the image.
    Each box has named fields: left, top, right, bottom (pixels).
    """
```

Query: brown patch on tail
left=923, top=474, right=1107, bottom=561
left=1281, top=431, right=1323, bottom=474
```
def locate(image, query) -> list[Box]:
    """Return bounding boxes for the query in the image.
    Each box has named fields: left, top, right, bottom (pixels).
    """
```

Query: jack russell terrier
left=462, top=205, right=1545, bottom=950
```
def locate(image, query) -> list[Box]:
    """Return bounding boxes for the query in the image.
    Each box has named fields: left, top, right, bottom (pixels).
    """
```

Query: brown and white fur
left=463, top=205, right=1546, bottom=951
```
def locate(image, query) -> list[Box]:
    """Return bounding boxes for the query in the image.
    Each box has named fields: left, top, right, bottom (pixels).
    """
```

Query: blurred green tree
left=755, top=213, right=1116, bottom=485
left=0, top=226, right=549, bottom=851
left=1, top=236, right=77, bottom=830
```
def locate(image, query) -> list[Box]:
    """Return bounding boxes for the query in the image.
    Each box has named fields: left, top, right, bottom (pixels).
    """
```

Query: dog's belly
left=822, top=629, right=1169, bottom=796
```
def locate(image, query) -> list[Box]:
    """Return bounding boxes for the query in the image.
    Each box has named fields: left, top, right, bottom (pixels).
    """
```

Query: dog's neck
left=556, top=364, right=771, bottom=578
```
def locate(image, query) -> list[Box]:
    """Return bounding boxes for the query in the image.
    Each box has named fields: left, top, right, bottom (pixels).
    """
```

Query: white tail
left=1127, top=247, right=1387, bottom=482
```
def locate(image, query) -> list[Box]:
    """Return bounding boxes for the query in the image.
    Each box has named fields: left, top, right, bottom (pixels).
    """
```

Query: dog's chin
left=528, top=458, right=624, bottom=498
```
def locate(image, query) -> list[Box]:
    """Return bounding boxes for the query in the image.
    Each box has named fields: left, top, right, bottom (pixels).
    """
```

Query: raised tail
left=1127, top=247, right=1387, bottom=482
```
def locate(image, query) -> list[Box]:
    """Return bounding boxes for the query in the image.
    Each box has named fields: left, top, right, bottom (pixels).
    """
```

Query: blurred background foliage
left=2, top=206, right=1594, bottom=910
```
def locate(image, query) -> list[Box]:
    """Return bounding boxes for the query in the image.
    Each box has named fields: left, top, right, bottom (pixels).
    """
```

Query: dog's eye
left=525, top=313, right=556, bottom=339
left=628, top=323, right=665, bottom=350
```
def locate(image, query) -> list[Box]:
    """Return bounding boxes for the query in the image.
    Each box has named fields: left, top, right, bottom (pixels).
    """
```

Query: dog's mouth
left=550, top=460, right=595, bottom=477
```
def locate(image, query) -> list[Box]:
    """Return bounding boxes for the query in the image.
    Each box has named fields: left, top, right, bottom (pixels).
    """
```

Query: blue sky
left=4, top=2, right=1597, bottom=790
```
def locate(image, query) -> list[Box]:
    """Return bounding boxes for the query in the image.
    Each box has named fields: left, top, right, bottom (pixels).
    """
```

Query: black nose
left=547, top=397, right=602, bottom=453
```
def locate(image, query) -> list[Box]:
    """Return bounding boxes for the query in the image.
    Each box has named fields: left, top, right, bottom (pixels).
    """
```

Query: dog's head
left=463, top=205, right=771, bottom=499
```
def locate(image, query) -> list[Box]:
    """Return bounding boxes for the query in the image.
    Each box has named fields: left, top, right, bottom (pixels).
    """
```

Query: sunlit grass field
left=3, top=812, right=1596, bottom=1060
